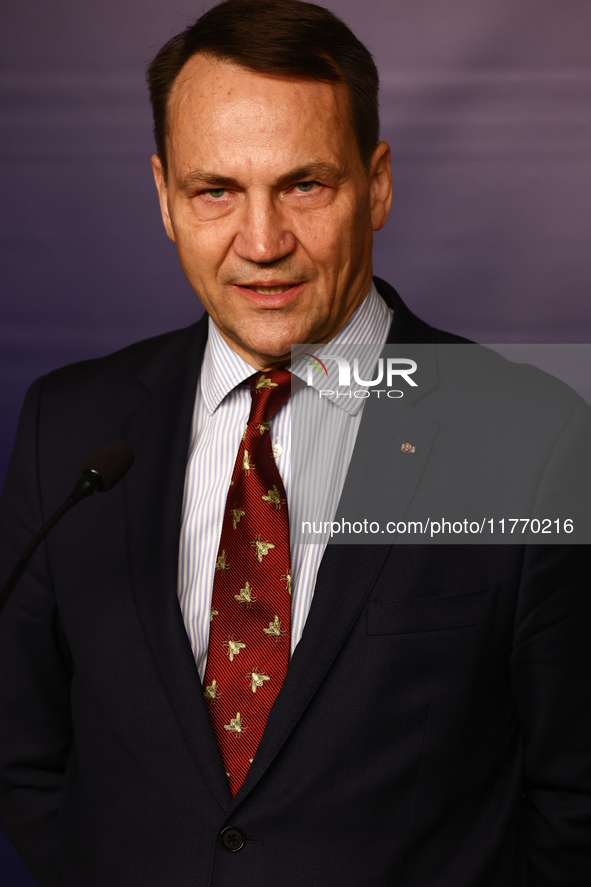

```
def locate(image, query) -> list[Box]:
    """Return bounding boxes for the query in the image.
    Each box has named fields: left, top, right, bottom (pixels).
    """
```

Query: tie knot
left=249, top=370, right=293, bottom=425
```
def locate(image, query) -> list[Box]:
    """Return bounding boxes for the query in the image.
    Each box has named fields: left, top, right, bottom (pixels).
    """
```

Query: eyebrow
left=177, top=162, right=344, bottom=194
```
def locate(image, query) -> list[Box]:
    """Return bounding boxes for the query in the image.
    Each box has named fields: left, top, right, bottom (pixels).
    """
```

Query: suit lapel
left=231, top=542, right=392, bottom=807
left=121, top=318, right=232, bottom=810
left=345, top=277, right=443, bottom=522
left=334, top=343, right=440, bottom=526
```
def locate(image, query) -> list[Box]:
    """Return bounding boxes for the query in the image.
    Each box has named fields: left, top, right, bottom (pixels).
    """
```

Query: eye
left=294, top=181, right=317, bottom=193
left=205, top=188, right=227, bottom=198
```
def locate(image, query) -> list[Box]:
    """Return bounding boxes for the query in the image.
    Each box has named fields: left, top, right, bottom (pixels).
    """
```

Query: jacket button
left=220, top=826, right=245, bottom=852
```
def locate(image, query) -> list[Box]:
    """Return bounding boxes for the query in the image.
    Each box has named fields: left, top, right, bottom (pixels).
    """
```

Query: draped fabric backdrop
left=1, top=1, right=590, bottom=882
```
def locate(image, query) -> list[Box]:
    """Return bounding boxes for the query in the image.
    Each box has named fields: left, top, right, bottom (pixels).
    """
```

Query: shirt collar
left=200, top=323, right=257, bottom=415
left=289, top=281, right=393, bottom=416
left=200, top=281, right=393, bottom=416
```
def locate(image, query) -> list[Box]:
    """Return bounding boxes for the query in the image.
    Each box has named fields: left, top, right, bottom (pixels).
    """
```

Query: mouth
left=233, top=282, right=304, bottom=308
left=248, top=285, right=292, bottom=295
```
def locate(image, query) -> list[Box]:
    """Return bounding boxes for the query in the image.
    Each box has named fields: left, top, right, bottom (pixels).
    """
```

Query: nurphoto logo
left=303, top=354, right=418, bottom=399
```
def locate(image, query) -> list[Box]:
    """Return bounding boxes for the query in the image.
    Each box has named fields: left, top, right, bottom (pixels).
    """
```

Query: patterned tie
left=203, top=369, right=294, bottom=795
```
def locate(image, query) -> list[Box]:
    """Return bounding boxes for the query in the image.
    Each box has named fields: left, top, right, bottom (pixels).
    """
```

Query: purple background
left=1, top=0, right=590, bottom=881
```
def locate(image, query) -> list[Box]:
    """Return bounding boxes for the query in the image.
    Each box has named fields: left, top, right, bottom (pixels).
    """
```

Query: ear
left=151, top=154, right=176, bottom=243
left=368, top=141, right=393, bottom=231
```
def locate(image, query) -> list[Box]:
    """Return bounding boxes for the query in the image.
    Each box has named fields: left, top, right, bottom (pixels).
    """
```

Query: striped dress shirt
left=178, top=282, right=393, bottom=680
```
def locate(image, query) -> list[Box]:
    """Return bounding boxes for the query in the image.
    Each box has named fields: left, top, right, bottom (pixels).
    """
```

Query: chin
left=249, top=339, right=294, bottom=362
left=239, top=323, right=314, bottom=360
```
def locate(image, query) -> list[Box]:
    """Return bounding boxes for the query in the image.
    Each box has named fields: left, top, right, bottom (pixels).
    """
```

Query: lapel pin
left=401, top=443, right=416, bottom=453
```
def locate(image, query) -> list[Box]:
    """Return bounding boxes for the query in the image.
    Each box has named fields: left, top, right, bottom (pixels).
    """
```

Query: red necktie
left=203, top=370, right=293, bottom=795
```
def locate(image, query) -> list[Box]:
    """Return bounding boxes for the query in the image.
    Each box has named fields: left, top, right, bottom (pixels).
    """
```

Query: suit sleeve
left=511, top=403, right=591, bottom=886
left=0, top=377, right=72, bottom=887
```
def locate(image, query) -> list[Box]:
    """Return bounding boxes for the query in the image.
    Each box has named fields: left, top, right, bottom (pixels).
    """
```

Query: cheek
left=293, top=205, right=358, bottom=267
left=173, top=214, right=236, bottom=276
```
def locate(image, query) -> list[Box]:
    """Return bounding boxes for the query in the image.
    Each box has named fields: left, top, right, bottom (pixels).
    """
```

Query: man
left=0, top=1, right=589, bottom=885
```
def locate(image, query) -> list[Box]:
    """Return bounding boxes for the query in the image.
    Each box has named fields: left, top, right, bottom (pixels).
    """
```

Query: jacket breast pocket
left=367, top=587, right=497, bottom=635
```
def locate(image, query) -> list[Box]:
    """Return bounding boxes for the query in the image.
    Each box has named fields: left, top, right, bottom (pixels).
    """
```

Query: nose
left=232, top=190, right=296, bottom=264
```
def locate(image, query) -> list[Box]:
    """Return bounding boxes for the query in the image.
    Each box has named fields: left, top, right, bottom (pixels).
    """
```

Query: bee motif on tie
left=281, top=572, right=292, bottom=596
left=231, top=507, right=245, bottom=529
left=242, top=450, right=255, bottom=474
left=204, top=679, right=221, bottom=701
left=224, top=636, right=246, bottom=661
left=248, top=671, right=270, bottom=693
left=215, top=550, right=229, bottom=571
left=251, top=537, right=275, bottom=562
left=262, top=484, right=285, bottom=510
left=263, top=615, right=285, bottom=639
left=234, top=582, right=256, bottom=606
left=254, top=375, right=278, bottom=391
left=210, top=608, right=219, bottom=622
left=223, top=712, right=244, bottom=734
left=258, top=421, right=271, bottom=435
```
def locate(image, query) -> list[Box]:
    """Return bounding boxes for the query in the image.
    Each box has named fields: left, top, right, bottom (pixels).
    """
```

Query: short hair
left=146, top=0, right=380, bottom=177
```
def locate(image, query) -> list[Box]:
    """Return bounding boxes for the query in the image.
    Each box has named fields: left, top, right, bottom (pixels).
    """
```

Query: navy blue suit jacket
left=0, top=279, right=590, bottom=886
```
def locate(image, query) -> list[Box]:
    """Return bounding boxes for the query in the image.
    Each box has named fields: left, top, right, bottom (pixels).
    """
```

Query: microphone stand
left=0, top=470, right=103, bottom=616
left=0, top=440, right=134, bottom=617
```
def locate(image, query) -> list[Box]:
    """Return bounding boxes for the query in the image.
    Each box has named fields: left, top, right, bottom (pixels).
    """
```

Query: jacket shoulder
left=12, top=317, right=209, bottom=477
left=38, top=317, right=207, bottom=397
left=373, top=276, right=472, bottom=345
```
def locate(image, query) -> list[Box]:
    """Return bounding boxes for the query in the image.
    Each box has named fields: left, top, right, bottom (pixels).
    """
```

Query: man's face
left=152, top=54, right=392, bottom=369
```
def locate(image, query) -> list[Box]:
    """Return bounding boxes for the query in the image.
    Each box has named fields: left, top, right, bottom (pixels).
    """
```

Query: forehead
left=166, top=54, right=355, bottom=178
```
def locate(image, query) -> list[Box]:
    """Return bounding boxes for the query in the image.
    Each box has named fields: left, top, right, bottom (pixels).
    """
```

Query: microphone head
left=81, top=441, right=135, bottom=492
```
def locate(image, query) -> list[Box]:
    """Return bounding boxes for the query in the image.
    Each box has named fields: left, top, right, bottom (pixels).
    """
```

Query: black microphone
left=0, top=441, right=135, bottom=615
